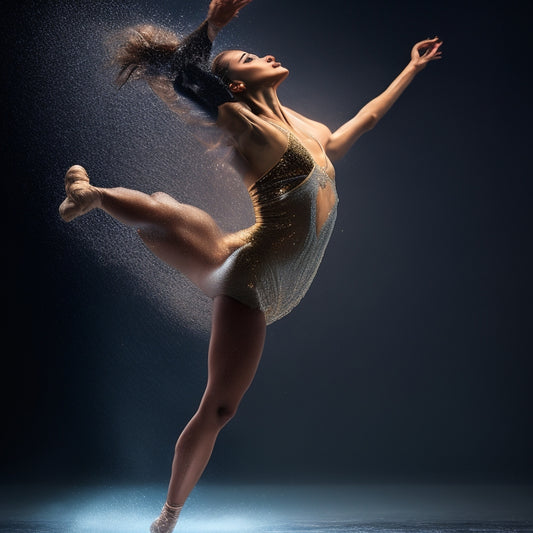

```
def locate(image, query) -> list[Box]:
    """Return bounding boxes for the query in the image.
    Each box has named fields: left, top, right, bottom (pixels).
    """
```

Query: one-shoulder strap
left=265, top=119, right=290, bottom=136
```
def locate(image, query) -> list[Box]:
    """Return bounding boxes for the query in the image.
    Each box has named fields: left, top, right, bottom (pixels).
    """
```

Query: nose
left=265, top=55, right=275, bottom=63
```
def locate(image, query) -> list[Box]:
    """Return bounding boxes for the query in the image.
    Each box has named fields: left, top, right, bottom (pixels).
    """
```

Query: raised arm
left=171, top=0, right=253, bottom=116
left=326, top=37, right=443, bottom=161
left=206, top=0, right=253, bottom=40
left=171, top=0, right=253, bottom=71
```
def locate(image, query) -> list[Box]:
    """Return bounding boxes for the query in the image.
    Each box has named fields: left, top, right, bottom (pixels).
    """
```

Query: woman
left=59, top=1, right=442, bottom=530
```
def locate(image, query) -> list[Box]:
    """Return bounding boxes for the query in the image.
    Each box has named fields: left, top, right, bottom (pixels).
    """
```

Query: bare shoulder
left=283, top=106, right=332, bottom=141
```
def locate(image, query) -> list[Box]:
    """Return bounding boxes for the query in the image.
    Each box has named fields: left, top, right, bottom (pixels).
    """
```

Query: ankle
left=92, top=186, right=103, bottom=209
left=164, top=501, right=184, bottom=514
left=149, top=502, right=184, bottom=533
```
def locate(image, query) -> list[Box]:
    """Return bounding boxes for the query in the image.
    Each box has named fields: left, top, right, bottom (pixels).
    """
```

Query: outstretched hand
left=410, top=37, right=443, bottom=69
left=207, top=0, right=253, bottom=30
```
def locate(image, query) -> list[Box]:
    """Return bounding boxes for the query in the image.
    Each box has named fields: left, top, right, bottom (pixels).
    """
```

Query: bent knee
left=199, top=399, right=239, bottom=428
left=216, top=404, right=238, bottom=423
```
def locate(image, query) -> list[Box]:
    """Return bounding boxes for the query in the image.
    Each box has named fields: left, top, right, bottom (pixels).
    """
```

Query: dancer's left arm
left=324, top=37, right=443, bottom=161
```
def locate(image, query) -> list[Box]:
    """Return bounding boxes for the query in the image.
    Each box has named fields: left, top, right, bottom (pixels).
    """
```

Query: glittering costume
left=206, top=126, right=339, bottom=324
left=170, top=23, right=339, bottom=324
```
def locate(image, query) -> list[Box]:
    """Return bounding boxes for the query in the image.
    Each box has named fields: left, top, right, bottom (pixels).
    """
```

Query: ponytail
left=109, top=24, right=181, bottom=87
left=108, top=21, right=229, bottom=124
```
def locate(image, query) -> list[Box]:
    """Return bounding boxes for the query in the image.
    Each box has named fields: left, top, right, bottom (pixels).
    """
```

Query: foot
left=150, top=502, right=183, bottom=533
left=59, top=165, right=100, bottom=222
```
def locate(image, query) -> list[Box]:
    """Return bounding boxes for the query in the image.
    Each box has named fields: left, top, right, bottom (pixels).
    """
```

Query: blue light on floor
left=1, top=484, right=532, bottom=533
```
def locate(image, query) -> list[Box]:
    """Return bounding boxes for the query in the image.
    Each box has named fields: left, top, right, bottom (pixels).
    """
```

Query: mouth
left=272, top=62, right=281, bottom=68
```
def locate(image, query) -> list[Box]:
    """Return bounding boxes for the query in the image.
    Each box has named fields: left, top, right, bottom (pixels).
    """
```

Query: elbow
left=355, top=108, right=380, bottom=131
left=363, top=112, right=379, bottom=131
left=326, top=112, right=380, bottom=161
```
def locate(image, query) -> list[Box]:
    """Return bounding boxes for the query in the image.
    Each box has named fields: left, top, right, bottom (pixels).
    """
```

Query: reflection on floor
left=1, top=484, right=532, bottom=532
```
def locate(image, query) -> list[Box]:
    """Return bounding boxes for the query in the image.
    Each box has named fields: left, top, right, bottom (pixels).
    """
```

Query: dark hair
left=108, top=26, right=235, bottom=133
left=107, top=24, right=199, bottom=122
left=211, top=51, right=233, bottom=86
left=109, top=24, right=181, bottom=87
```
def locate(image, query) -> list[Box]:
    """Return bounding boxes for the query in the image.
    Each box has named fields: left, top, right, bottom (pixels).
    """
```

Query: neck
left=242, top=86, right=292, bottom=127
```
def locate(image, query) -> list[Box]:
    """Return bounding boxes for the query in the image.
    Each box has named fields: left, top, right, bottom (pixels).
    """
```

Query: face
left=221, top=50, right=289, bottom=91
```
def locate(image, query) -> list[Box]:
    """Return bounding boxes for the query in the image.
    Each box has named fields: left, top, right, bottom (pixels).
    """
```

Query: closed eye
left=244, top=55, right=254, bottom=63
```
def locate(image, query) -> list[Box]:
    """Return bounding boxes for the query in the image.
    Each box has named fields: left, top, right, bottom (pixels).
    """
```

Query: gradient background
left=3, top=0, right=532, bottom=492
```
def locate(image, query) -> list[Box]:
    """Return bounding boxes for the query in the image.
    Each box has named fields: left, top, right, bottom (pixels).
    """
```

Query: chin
left=276, top=68, right=290, bottom=82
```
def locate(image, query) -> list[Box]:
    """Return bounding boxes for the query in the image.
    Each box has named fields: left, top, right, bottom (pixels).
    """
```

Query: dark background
left=3, top=0, right=532, bottom=488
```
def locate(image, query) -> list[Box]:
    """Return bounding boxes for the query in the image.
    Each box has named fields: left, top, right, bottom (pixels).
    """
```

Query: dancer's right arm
left=171, top=0, right=253, bottom=71
left=206, top=0, right=253, bottom=41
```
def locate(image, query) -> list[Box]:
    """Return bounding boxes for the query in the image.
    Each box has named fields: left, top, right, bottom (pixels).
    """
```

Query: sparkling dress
left=206, top=126, right=339, bottom=324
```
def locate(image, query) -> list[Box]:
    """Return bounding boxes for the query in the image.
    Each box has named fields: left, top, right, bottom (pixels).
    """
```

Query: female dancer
left=59, top=1, right=442, bottom=530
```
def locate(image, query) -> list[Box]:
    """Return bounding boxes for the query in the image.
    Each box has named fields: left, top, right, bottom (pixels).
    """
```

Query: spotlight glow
left=2, top=484, right=532, bottom=533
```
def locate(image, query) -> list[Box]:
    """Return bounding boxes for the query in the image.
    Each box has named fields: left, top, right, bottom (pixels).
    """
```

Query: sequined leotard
left=170, top=24, right=338, bottom=324
left=206, top=127, right=339, bottom=325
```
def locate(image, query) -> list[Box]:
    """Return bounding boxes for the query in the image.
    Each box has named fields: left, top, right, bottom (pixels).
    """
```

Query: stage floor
left=1, top=483, right=532, bottom=532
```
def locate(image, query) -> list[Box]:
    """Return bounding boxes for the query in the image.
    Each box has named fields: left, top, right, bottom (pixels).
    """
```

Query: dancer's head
left=212, top=50, right=289, bottom=98
left=109, top=25, right=289, bottom=116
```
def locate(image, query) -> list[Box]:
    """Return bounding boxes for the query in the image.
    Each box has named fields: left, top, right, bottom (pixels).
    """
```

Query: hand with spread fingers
left=410, top=36, right=443, bottom=70
left=207, top=0, right=253, bottom=31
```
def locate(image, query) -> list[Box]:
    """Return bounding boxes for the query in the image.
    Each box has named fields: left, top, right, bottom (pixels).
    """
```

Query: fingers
left=429, top=41, right=443, bottom=58
left=208, top=0, right=253, bottom=21
left=207, top=0, right=253, bottom=29
left=418, top=36, right=442, bottom=48
left=423, top=44, right=443, bottom=62
left=416, top=36, right=443, bottom=57
left=411, top=35, right=443, bottom=65
left=214, top=0, right=252, bottom=8
left=232, top=0, right=253, bottom=15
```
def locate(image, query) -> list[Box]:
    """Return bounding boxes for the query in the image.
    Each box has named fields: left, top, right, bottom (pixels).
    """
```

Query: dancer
left=59, top=1, right=442, bottom=530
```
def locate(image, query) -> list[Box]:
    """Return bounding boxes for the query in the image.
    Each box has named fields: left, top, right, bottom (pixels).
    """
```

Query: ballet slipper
left=59, top=165, right=99, bottom=222
left=150, top=502, right=184, bottom=533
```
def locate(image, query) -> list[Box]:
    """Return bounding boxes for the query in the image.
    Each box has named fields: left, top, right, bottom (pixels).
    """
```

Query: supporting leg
left=150, top=295, right=266, bottom=531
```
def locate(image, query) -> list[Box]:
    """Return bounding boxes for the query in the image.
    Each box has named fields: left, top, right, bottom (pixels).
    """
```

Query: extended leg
left=150, top=295, right=266, bottom=532
left=59, top=165, right=232, bottom=286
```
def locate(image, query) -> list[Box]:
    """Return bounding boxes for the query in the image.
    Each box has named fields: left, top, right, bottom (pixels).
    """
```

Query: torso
left=251, top=111, right=336, bottom=236
left=228, top=107, right=336, bottom=234
left=207, top=125, right=338, bottom=324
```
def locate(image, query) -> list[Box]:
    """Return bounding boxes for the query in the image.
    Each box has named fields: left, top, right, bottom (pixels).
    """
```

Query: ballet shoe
left=59, top=165, right=99, bottom=222
left=64, top=164, right=90, bottom=190
left=149, top=503, right=183, bottom=533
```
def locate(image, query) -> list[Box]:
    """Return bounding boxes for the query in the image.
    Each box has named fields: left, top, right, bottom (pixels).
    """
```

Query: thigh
left=138, top=193, right=232, bottom=286
left=204, top=295, right=266, bottom=407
